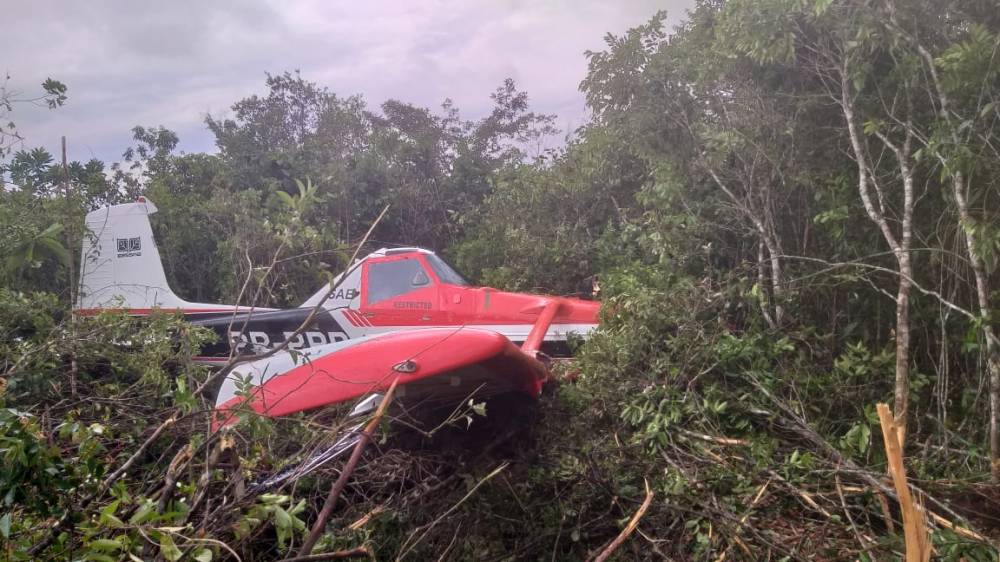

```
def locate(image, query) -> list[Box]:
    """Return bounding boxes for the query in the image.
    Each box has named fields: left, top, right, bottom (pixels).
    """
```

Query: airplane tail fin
left=77, top=198, right=204, bottom=312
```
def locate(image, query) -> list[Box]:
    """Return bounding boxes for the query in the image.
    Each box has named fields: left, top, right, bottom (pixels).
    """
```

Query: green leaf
left=130, top=501, right=155, bottom=524
left=88, top=538, right=123, bottom=551
left=101, top=513, right=125, bottom=529
left=159, top=533, right=182, bottom=562
left=273, top=506, right=293, bottom=530
left=276, top=190, right=295, bottom=209
left=0, top=512, right=10, bottom=538
left=193, top=548, right=213, bottom=562
left=858, top=424, right=871, bottom=453
left=39, top=222, right=64, bottom=238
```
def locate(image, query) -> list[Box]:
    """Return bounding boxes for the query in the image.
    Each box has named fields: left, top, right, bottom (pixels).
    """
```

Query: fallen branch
left=746, top=374, right=981, bottom=531
left=156, top=443, right=194, bottom=514
left=925, top=510, right=988, bottom=542
left=714, top=480, right=770, bottom=562
left=280, top=546, right=372, bottom=561
left=589, top=478, right=654, bottom=562
left=297, top=377, right=400, bottom=557
left=835, top=471, right=877, bottom=554
left=766, top=469, right=834, bottom=519
left=678, top=428, right=749, bottom=446
left=29, top=414, right=178, bottom=555
left=348, top=505, right=386, bottom=531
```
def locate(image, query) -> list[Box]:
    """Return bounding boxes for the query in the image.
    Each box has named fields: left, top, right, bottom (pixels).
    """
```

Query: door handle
left=362, top=312, right=376, bottom=318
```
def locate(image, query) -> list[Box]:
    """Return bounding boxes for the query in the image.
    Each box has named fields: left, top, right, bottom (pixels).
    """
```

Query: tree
left=2, top=222, right=68, bottom=279
left=835, top=17, right=921, bottom=445
left=207, top=72, right=556, bottom=250
left=0, top=76, right=67, bottom=165
left=877, top=0, right=1000, bottom=479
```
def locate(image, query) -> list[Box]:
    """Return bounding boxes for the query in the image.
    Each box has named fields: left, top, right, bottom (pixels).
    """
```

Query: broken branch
left=590, top=479, right=654, bottom=562
left=297, top=377, right=400, bottom=557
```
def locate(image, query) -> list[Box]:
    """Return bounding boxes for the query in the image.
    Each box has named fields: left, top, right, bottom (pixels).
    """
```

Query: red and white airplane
left=77, top=199, right=600, bottom=427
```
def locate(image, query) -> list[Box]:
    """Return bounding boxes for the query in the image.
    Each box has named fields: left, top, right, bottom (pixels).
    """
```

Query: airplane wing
left=212, top=328, right=548, bottom=430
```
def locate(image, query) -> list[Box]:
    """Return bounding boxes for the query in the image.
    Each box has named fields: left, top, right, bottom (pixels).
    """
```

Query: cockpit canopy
left=300, top=247, right=468, bottom=308
left=363, top=249, right=469, bottom=305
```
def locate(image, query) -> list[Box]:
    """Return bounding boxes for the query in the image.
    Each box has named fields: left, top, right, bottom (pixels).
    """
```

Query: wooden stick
left=678, top=428, right=749, bottom=446
left=297, top=378, right=400, bottom=557
left=155, top=443, right=194, bottom=513
left=347, top=506, right=385, bottom=531
left=714, top=480, right=771, bottom=562
left=590, top=479, right=654, bottom=562
left=280, top=546, right=371, bottom=561
left=62, top=135, right=79, bottom=398
left=926, top=509, right=987, bottom=542
left=835, top=471, right=874, bottom=555
left=875, top=488, right=896, bottom=535
left=876, top=403, right=931, bottom=562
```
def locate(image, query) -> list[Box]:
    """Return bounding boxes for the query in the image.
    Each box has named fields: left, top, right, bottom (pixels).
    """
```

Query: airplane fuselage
left=74, top=200, right=599, bottom=364
left=187, top=260, right=600, bottom=362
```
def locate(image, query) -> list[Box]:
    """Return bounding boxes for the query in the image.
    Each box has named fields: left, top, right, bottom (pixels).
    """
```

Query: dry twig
left=589, top=479, right=654, bottom=562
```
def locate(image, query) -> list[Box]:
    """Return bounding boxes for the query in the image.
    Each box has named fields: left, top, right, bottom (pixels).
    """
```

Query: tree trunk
left=707, top=169, right=785, bottom=326
left=758, top=239, right=776, bottom=328
left=894, top=252, right=912, bottom=445
left=910, top=28, right=1000, bottom=482
left=840, top=64, right=914, bottom=443
left=951, top=171, right=1000, bottom=481
left=762, top=229, right=784, bottom=325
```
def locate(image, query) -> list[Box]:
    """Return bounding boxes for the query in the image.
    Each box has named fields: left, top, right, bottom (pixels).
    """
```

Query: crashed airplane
left=76, top=198, right=600, bottom=429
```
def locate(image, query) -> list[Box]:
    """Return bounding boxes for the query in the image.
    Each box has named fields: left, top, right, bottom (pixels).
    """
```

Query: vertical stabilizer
left=77, top=198, right=221, bottom=312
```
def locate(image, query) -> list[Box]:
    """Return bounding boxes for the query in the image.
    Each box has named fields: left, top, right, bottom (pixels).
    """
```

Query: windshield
left=424, top=253, right=470, bottom=286
left=367, top=258, right=430, bottom=304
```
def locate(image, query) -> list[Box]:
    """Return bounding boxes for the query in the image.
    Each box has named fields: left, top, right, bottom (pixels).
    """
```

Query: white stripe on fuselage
left=330, top=309, right=597, bottom=342
left=195, top=311, right=597, bottom=369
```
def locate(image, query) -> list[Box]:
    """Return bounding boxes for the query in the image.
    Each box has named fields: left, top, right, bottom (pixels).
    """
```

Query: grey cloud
left=3, top=0, right=694, bottom=165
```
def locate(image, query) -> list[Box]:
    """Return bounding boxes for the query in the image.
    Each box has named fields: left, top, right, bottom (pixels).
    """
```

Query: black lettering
left=115, top=237, right=142, bottom=258
left=393, top=301, right=432, bottom=310
left=283, top=332, right=305, bottom=350
left=306, top=331, right=326, bottom=347
left=331, top=288, right=360, bottom=300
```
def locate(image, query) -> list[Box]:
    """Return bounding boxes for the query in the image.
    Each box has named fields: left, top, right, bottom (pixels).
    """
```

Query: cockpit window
left=412, top=268, right=429, bottom=285
left=367, top=258, right=431, bottom=304
left=424, top=253, right=470, bottom=286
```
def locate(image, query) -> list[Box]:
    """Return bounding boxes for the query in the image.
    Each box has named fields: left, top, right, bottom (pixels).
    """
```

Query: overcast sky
left=3, top=0, right=694, bottom=166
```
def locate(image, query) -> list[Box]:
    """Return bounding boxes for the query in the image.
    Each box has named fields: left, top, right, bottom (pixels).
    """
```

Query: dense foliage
left=4, top=0, right=1000, bottom=559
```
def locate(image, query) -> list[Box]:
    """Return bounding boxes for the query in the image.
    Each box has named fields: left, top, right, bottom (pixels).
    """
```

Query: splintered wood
left=876, top=403, right=931, bottom=562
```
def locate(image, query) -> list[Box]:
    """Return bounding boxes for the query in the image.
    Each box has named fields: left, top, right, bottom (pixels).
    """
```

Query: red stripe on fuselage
left=344, top=309, right=365, bottom=327
left=74, top=307, right=249, bottom=316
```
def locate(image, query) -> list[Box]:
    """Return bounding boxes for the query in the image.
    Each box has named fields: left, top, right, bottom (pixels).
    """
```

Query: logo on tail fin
left=116, top=237, right=142, bottom=258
